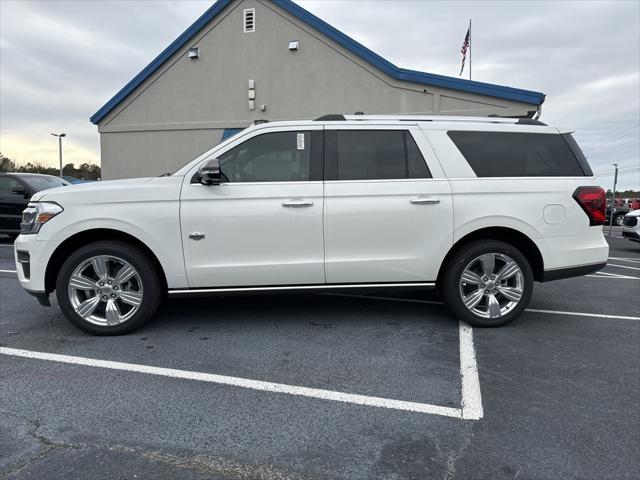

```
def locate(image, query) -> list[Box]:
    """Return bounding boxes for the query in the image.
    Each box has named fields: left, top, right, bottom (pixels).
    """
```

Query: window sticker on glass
left=297, top=133, right=305, bottom=150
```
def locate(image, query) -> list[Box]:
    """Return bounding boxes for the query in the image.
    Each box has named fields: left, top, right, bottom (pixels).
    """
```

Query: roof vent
left=244, top=8, right=255, bottom=33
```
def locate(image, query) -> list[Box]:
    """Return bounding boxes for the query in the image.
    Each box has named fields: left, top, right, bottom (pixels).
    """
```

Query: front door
left=323, top=126, right=453, bottom=283
left=180, top=127, right=325, bottom=288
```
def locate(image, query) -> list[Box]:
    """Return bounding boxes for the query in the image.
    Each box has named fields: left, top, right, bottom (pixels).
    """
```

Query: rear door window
left=447, top=131, right=589, bottom=177
left=330, top=130, right=431, bottom=181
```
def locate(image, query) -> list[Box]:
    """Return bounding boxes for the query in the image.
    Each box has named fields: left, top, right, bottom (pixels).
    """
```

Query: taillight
left=573, top=186, right=606, bottom=226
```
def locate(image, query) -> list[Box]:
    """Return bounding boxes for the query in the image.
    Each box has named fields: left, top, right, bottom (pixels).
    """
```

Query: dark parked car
left=606, top=202, right=631, bottom=227
left=0, top=173, right=70, bottom=240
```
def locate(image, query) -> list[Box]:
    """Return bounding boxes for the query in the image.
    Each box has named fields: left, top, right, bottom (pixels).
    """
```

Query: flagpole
left=469, top=18, right=472, bottom=81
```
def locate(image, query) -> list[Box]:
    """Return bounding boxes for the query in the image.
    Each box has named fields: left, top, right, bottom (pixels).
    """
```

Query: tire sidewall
left=442, top=240, right=534, bottom=327
left=56, top=241, right=161, bottom=335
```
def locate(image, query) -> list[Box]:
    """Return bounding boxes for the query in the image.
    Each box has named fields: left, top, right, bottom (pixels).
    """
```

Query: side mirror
left=198, top=158, right=222, bottom=186
left=11, top=186, right=27, bottom=197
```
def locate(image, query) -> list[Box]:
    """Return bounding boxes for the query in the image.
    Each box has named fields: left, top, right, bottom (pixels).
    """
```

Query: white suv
left=14, top=115, right=609, bottom=334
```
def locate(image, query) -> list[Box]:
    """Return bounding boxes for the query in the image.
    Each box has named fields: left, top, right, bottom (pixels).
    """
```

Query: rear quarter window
left=447, top=131, right=590, bottom=177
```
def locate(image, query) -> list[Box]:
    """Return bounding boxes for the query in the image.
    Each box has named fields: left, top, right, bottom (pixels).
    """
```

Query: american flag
left=460, top=26, right=470, bottom=76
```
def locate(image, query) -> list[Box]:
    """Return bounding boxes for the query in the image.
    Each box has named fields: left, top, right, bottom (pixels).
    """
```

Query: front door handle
left=410, top=197, right=440, bottom=205
left=282, top=199, right=314, bottom=208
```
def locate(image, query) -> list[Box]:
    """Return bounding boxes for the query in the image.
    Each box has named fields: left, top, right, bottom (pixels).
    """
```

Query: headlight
left=20, top=202, right=63, bottom=234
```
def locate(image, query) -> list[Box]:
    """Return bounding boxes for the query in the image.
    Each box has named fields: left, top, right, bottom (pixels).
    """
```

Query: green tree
left=0, top=153, right=16, bottom=172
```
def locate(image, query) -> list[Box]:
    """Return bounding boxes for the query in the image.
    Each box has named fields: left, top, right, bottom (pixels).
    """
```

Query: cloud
left=1, top=0, right=638, bottom=189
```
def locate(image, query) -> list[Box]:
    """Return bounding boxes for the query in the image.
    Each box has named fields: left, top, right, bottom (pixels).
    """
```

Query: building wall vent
left=243, top=8, right=255, bottom=33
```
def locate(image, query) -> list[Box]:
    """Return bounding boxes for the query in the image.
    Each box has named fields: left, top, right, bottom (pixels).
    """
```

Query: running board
left=168, top=282, right=436, bottom=295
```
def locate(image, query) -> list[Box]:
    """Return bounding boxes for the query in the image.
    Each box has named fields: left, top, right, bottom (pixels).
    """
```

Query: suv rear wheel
left=441, top=240, right=533, bottom=327
left=56, top=240, right=162, bottom=335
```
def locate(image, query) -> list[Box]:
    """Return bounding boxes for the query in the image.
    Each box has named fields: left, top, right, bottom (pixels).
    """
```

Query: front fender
left=37, top=210, right=188, bottom=289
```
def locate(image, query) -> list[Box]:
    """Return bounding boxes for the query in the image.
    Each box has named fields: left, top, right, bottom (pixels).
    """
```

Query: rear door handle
left=282, top=199, right=314, bottom=208
left=410, top=197, right=440, bottom=205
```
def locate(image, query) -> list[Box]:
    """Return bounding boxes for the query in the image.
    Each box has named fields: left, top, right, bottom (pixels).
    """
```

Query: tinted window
left=335, top=130, right=431, bottom=180
left=0, top=176, right=22, bottom=195
left=218, top=131, right=311, bottom=182
left=447, top=131, right=588, bottom=177
left=562, top=133, right=593, bottom=176
left=406, top=132, right=431, bottom=178
left=22, top=176, right=69, bottom=192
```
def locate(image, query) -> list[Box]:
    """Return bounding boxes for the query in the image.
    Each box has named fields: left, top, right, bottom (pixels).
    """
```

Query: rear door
left=323, top=125, right=453, bottom=283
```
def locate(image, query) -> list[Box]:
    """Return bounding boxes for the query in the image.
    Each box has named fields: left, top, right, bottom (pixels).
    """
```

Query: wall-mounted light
left=288, top=41, right=299, bottom=51
left=188, top=47, right=200, bottom=59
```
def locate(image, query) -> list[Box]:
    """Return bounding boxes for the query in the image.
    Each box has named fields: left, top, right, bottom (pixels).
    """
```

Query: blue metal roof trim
left=273, top=0, right=545, bottom=106
left=91, top=0, right=545, bottom=125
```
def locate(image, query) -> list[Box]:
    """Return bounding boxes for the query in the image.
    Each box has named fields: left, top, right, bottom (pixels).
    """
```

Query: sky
left=0, top=0, right=638, bottom=190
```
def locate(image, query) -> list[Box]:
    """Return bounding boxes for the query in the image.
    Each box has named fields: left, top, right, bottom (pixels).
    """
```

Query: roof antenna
left=354, top=111, right=364, bottom=115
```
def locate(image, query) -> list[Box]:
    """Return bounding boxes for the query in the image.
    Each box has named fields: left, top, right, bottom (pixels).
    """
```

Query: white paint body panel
left=323, top=179, right=452, bottom=282
left=14, top=176, right=188, bottom=291
left=14, top=118, right=608, bottom=297
left=323, top=125, right=453, bottom=282
left=180, top=181, right=324, bottom=287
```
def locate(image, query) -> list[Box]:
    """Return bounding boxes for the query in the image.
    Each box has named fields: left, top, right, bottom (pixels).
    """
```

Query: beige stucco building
left=91, top=0, right=545, bottom=179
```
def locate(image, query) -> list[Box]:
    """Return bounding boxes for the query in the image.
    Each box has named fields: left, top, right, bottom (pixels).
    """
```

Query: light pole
left=51, top=133, right=66, bottom=178
left=608, top=163, right=618, bottom=236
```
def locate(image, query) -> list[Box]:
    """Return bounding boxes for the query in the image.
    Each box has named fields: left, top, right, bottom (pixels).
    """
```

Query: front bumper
left=622, top=230, right=640, bottom=242
left=13, top=234, right=50, bottom=293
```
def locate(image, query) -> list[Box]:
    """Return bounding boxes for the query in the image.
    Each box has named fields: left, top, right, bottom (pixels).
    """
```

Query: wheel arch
left=44, top=228, right=168, bottom=294
left=437, top=227, right=544, bottom=283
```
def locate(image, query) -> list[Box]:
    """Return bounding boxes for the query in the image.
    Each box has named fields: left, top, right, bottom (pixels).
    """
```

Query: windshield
left=22, top=176, right=70, bottom=192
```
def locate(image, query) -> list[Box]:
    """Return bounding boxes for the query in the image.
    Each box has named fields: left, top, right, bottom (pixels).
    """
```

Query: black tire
left=56, top=240, right=162, bottom=335
left=440, top=240, right=534, bottom=327
left=614, top=214, right=624, bottom=226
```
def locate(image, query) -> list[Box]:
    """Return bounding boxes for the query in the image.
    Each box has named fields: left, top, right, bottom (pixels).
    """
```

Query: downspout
left=534, top=104, right=542, bottom=120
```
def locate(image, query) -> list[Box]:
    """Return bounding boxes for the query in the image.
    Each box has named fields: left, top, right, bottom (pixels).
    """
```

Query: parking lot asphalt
left=0, top=232, right=638, bottom=480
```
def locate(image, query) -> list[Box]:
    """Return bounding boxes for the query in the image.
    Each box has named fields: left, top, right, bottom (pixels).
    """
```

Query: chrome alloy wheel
left=67, top=255, right=143, bottom=326
left=458, top=253, right=524, bottom=320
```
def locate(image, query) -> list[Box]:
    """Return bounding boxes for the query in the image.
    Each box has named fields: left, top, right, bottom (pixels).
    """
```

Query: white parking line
left=459, top=322, right=483, bottom=420
left=321, top=293, right=640, bottom=321
left=524, top=308, right=639, bottom=321
left=609, top=257, right=640, bottom=264
left=607, top=263, right=640, bottom=271
left=587, top=272, right=640, bottom=280
left=0, top=320, right=483, bottom=420
left=0, top=269, right=17, bottom=274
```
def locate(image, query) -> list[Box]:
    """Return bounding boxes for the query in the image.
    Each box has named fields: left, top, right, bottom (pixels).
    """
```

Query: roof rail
left=313, top=114, right=547, bottom=125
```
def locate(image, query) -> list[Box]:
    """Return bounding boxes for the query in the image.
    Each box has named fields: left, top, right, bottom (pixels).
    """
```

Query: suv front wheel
left=56, top=240, right=162, bottom=335
left=441, top=240, right=534, bottom=327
